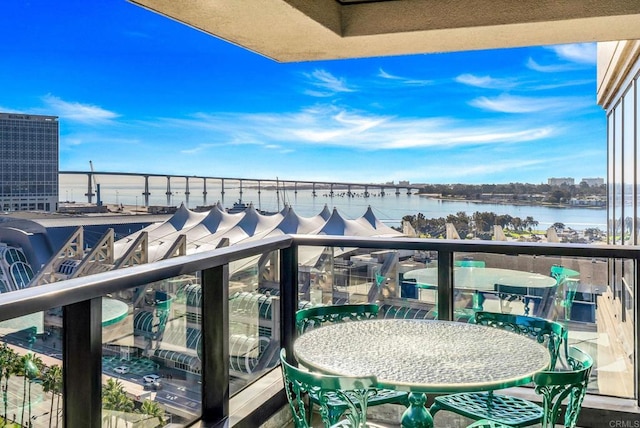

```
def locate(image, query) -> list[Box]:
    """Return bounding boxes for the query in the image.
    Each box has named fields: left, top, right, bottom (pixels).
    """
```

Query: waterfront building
left=547, top=177, right=575, bottom=186
left=0, top=113, right=59, bottom=212
left=580, top=177, right=605, bottom=186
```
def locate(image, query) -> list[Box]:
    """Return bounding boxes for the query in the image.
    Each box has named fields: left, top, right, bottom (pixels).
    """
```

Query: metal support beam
left=63, top=298, right=102, bottom=428
left=201, top=265, right=230, bottom=424
left=437, top=251, right=454, bottom=321
left=280, top=246, right=298, bottom=364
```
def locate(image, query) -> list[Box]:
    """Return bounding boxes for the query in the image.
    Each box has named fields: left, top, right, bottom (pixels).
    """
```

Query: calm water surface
left=60, top=176, right=606, bottom=230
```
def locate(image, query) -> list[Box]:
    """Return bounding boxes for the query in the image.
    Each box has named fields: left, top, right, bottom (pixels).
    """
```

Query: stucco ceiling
left=129, top=0, right=640, bottom=62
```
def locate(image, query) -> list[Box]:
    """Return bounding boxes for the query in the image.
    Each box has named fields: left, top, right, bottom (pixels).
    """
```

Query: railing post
left=437, top=250, right=454, bottom=321
left=280, top=245, right=298, bottom=364
left=201, top=265, right=230, bottom=424
left=63, top=298, right=102, bottom=428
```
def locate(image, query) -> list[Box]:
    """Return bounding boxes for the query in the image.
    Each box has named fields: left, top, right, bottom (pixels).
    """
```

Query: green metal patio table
left=293, top=319, right=550, bottom=428
left=403, top=267, right=557, bottom=314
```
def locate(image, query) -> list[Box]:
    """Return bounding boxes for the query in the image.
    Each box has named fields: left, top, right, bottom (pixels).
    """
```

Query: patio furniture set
left=280, top=268, right=592, bottom=427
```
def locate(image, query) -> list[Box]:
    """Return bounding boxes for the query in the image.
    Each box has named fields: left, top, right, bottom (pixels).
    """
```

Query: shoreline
left=419, top=194, right=606, bottom=210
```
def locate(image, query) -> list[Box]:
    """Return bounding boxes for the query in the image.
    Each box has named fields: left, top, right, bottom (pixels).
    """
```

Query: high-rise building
left=547, top=177, right=575, bottom=186
left=0, top=112, right=59, bottom=212
left=597, top=41, right=640, bottom=247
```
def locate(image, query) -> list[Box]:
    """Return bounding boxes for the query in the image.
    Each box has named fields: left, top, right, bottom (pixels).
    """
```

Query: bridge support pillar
left=143, top=176, right=150, bottom=207
left=165, top=176, right=172, bottom=206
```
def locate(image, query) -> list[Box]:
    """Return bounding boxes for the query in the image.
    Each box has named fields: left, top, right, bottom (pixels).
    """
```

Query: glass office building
left=0, top=112, right=59, bottom=212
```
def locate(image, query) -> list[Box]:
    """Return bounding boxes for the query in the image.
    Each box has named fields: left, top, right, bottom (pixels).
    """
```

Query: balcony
left=0, top=235, right=638, bottom=427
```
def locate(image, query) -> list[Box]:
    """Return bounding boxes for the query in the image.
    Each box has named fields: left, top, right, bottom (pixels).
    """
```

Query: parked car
left=143, top=381, right=162, bottom=391
left=143, top=374, right=161, bottom=383
left=114, top=366, right=129, bottom=374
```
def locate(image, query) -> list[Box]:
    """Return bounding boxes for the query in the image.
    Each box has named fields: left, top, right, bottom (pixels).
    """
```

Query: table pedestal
left=401, top=393, right=433, bottom=428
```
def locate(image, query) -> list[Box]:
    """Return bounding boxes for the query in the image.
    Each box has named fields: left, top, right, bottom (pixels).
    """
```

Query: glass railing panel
left=299, top=245, right=437, bottom=319
left=229, top=253, right=281, bottom=395
left=452, top=253, right=634, bottom=399
left=0, top=310, right=61, bottom=427
left=103, top=273, right=201, bottom=427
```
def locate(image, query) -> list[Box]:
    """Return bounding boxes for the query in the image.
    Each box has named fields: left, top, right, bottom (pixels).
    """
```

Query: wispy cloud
left=547, top=43, right=596, bottom=64
left=157, top=105, right=558, bottom=152
left=533, top=79, right=595, bottom=90
left=527, top=43, right=596, bottom=73
left=425, top=157, right=550, bottom=179
left=526, top=58, right=575, bottom=73
left=303, top=69, right=355, bottom=97
left=180, top=143, right=217, bottom=154
left=377, top=68, right=433, bottom=86
left=469, top=93, right=591, bottom=113
left=0, top=106, right=24, bottom=114
left=455, top=74, right=516, bottom=90
left=42, top=94, right=119, bottom=124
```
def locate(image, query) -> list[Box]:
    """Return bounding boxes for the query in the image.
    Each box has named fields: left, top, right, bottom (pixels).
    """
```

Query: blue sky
left=1, top=1, right=604, bottom=185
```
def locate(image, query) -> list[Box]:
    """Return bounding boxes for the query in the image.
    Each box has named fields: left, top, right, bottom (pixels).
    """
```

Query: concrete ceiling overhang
left=128, top=0, right=640, bottom=62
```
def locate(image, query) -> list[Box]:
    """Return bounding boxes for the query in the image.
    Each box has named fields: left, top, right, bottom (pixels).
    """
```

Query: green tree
left=102, top=379, right=134, bottom=428
left=41, top=365, right=62, bottom=428
left=138, top=400, right=165, bottom=427
left=0, top=344, right=19, bottom=424
left=17, top=353, right=42, bottom=427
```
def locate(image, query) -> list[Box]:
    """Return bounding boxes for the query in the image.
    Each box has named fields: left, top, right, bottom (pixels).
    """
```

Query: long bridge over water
left=60, top=171, right=422, bottom=207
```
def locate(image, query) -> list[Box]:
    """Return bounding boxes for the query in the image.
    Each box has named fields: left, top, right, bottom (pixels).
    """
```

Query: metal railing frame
left=0, top=235, right=638, bottom=427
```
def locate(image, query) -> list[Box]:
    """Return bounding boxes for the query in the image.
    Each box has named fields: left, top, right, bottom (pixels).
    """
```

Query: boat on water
left=226, top=200, right=278, bottom=215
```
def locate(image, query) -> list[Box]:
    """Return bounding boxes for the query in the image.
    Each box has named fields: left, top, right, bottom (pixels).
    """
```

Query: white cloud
left=548, top=43, right=596, bottom=64
left=180, top=143, right=217, bottom=154
left=527, top=44, right=596, bottom=73
left=157, top=105, right=558, bottom=152
left=426, top=157, right=549, bottom=179
left=526, top=58, right=574, bottom=73
left=303, top=69, right=355, bottom=96
left=455, top=74, right=515, bottom=90
left=42, top=94, right=119, bottom=124
left=377, top=68, right=433, bottom=86
left=469, top=93, right=590, bottom=113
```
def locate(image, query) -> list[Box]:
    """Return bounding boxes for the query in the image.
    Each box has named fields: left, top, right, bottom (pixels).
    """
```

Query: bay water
left=59, top=175, right=606, bottom=231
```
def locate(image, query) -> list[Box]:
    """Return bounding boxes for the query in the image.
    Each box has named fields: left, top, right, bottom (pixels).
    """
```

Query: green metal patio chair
left=430, top=312, right=569, bottom=427
left=296, top=304, right=409, bottom=424
left=550, top=265, right=580, bottom=321
left=296, top=304, right=380, bottom=334
left=472, top=311, right=568, bottom=369
left=455, top=260, right=487, bottom=268
left=280, top=349, right=389, bottom=427
left=432, top=346, right=592, bottom=427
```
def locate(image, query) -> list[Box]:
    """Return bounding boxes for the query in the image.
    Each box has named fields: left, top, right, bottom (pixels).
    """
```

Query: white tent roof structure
left=113, top=203, right=403, bottom=265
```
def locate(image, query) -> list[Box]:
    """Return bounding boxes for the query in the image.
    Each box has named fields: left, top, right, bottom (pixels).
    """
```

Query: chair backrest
left=280, top=349, right=378, bottom=428
left=534, top=346, right=593, bottom=428
left=550, top=265, right=578, bottom=283
left=296, top=303, right=379, bottom=335
left=455, top=260, right=486, bottom=268
left=473, top=311, right=567, bottom=369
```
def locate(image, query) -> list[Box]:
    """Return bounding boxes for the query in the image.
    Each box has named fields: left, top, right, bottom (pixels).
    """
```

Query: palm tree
left=41, top=365, right=62, bottom=428
left=0, top=344, right=19, bottom=423
left=18, top=354, right=41, bottom=427
left=102, top=379, right=134, bottom=428
left=138, top=400, right=165, bottom=427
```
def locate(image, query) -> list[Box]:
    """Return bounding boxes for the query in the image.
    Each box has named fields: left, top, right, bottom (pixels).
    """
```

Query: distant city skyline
left=1, top=1, right=605, bottom=185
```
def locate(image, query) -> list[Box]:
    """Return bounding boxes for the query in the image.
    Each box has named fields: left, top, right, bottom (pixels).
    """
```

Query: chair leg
left=328, top=407, right=346, bottom=426
left=429, top=401, right=442, bottom=417
left=307, top=400, right=314, bottom=426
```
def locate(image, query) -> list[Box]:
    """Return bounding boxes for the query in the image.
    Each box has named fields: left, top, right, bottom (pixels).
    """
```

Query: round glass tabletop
left=294, top=318, right=551, bottom=393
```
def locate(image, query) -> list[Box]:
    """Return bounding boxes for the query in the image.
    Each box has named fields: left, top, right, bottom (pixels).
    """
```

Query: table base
left=401, top=393, right=433, bottom=428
